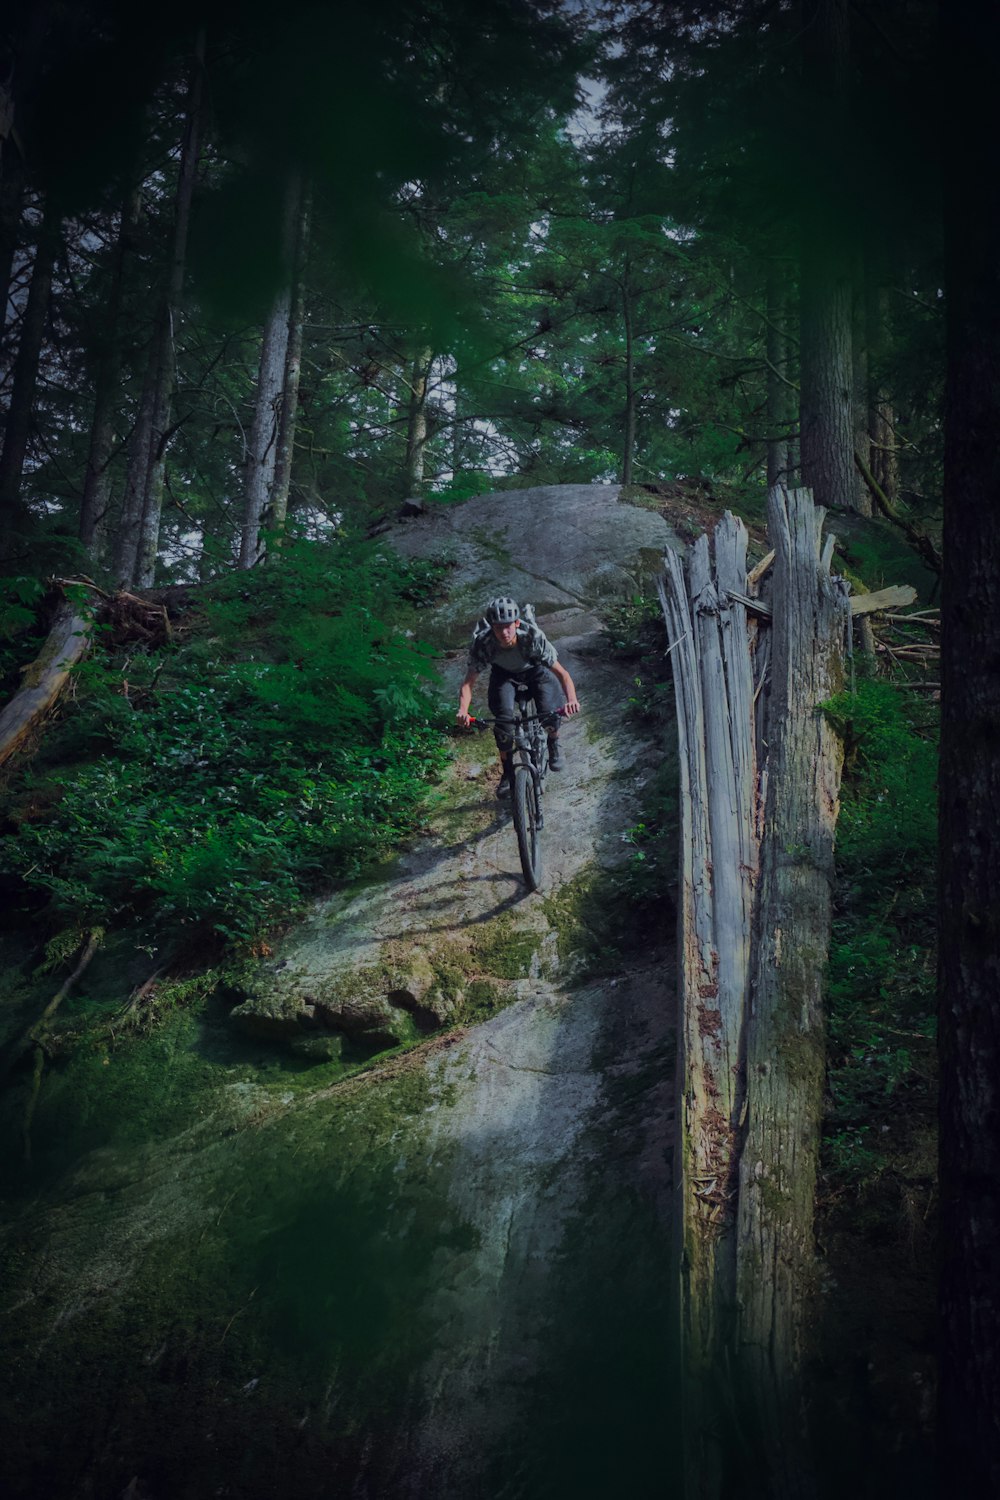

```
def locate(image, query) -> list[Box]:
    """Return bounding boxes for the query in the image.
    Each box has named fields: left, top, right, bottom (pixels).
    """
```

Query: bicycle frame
left=465, top=694, right=565, bottom=890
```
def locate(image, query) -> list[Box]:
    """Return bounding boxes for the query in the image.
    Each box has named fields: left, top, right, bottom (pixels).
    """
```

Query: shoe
left=548, top=738, right=564, bottom=771
left=496, top=772, right=513, bottom=800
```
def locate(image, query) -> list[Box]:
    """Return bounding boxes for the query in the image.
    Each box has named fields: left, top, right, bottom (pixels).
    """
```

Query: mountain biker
left=456, top=596, right=580, bottom=798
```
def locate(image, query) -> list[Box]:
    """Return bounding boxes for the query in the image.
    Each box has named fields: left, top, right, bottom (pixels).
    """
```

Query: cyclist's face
left=491, top=619, right=520, bottom=647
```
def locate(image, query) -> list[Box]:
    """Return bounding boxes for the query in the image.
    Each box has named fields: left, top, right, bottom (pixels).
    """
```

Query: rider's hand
left=562, top=698, right=581, bottom=716
left=456, top=710, right=473, bottom=728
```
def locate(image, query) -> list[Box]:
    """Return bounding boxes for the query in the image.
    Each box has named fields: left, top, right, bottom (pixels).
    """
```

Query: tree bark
left=268, top=182, right=310, bottom=554
left=0, top=154, right=26, bottom=342
left=658, top=514, right=759, bottom=1497
left=79, top=185, right=141, bottom=558
left=866, top=279, right=898, bottom=507
left=938, top=1, right=1000, bottom=1488
left=115, top=36, right=204, bottom=587
left=766, top=266, right=794, bottom=490
left=734, top=488, right=849, bottom=1497
left=798, top=0, right=857, bottom=513
left=0, top=192, right=60, bottom=558
left=851, top=254, right=873, bottom=516
left=659, top=487, right=849, bottom=1499
left=0, top=0, right=50, bottom=344
left=115, top=338, right=159, bottom=585
left=403, top=345, right=433, bottom=496
left=622, top=257, right=636, bottom=486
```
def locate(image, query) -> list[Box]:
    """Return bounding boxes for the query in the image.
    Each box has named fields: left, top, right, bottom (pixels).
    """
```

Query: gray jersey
left=467, top=619, right=557, bottom=676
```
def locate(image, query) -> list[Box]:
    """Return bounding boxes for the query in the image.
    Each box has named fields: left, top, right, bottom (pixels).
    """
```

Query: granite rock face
left=389, top=481, right=681, bottom=626
left=230, top=485, right=679, bottom=1051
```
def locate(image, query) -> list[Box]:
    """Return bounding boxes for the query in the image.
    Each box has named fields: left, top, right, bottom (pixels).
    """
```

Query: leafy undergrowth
left=0, top=538, right=451, bottom=1003
left=820, top=678, right=937, bottom=1190
left=813, top=676, right=938, bottom=1494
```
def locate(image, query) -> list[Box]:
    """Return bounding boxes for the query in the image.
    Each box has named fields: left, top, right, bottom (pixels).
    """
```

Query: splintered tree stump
left=659, top=487, right=851, bottom=1499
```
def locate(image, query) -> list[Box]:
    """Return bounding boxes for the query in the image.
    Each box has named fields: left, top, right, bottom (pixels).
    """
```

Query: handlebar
left=460, top=706, right=571, bottom=731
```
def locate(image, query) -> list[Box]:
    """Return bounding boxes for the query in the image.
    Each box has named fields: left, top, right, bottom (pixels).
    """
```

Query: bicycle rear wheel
left=512, top=766, right=543, bottom=890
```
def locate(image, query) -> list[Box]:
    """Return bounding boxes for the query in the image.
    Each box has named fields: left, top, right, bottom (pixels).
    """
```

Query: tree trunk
left=0, top=192, right=60, bottom=559
left=866, top=280, right=898, bottom=507
left=658, top=514, right=759, bottom=1497
left=268, top=182, right=310, bottom=554
left=851, top=254, right=873, bottom=516
left=799, top=0, right=857, bottom=513
left=734, top=488, right=849, bottom=1497
left=766, top=266, right=794, bottom=489
left=938, top=1, right=1000, bottom=1488
left=115, top=36, right=204, bottom=588
left=0, top=0, right=50, bottom=344
left=79, top=185, right=141, bottom=558
left=115, top=340, right=159, bottom=586
left=622, top=258, right=636, bottom=486
left=403, top=346, right=433, bottom=496
left=659, top=487, right=849, bottom=1499
left=0, top=155, right=26, bottom=343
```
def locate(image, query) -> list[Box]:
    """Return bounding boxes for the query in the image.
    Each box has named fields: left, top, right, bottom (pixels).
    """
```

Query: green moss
left=757, top=1173, right=793, bottom=1218
left=468, top=916, right=537, bottom=980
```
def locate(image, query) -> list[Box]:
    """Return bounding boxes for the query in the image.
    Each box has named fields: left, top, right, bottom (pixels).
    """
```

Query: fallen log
left=0, top=600, right=94, bottom=769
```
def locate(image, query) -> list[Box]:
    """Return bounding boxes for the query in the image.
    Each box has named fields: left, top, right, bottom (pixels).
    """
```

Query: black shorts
left=487, top=663, right=564, bottom=751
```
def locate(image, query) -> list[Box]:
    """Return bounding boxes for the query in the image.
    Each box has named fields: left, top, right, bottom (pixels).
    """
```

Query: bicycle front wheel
left=512, top=766, right=543, bottom=891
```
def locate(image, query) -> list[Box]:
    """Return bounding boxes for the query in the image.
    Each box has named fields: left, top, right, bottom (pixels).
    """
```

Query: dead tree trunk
left=403, top=346, right=433, bottom=497
left=734, top=487, right=849, bottom=1495
left=267, top=182, right=310, bottom=555
left=239, top=176, right=301, bottom=568
left=659, top=486, right=850, bottom=1499
left=658, top=512, right=760, bottom=1497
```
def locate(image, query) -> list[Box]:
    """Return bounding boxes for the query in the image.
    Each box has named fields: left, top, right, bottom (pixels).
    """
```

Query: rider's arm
left=551, top=659, right=580, bottom=714
left=456, top=668, right=478, bottom=726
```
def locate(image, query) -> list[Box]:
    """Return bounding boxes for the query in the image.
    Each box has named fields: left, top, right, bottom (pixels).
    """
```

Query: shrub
left=0, top=539, right=450, bottom=953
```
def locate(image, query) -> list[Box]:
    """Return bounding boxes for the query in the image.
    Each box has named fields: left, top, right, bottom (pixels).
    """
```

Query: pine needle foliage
left=0, top=540, right=450, bottom=953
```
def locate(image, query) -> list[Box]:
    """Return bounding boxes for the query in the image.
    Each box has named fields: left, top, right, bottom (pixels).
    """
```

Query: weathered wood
left=240, top=172, right=300, bottom=568
left=848, top=582, right=917, bottom=614
left=747, top=548, right=776, bottom=588
left=659, top=486, right=850, bottom=1498
left=658, top=513, right=760, bottom=1495
left=0, top=601, right=93, bottom=768
left=734, top=486, right=849, bottom=1496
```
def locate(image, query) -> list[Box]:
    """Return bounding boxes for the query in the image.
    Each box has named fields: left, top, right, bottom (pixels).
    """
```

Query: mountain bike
left=468, top=683, right=566, bottom=892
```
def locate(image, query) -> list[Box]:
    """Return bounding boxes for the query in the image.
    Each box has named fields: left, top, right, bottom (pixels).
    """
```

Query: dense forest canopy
left=0, top=0, right=947, bottom=578
left=1, top=0, right=998, bottom=1493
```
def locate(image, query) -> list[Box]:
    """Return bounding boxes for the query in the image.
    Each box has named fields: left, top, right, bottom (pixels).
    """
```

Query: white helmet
left=485, top=596, right=520, bottom=625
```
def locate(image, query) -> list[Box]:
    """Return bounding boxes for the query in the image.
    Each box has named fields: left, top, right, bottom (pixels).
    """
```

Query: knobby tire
left=512, top=766, right=543, bottom=891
